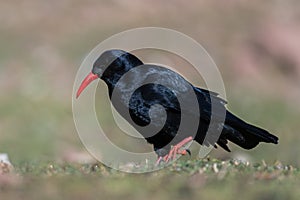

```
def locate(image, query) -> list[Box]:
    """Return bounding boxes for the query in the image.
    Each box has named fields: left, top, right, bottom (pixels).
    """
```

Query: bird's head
left=76, top=49, right=143, bottom=98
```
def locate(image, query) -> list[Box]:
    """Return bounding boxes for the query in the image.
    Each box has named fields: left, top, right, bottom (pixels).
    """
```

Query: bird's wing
left=125, top=65, right=228, bottom=126
left=128, top=83, right=181, bottom=126
left=193, top=86, right=227, bottom=122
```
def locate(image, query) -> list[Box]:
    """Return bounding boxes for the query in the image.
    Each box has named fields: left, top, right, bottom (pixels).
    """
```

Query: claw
left=155, top=136, right=193, bottom=165
left=185, top=149, right=191, bottom=156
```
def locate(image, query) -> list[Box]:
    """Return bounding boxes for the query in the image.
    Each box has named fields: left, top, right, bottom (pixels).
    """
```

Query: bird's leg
left=155, top=136, right=193, bottom=165
left=155, top=156, right=163, bottom=166
left=164, top=136, right=193, bottom=162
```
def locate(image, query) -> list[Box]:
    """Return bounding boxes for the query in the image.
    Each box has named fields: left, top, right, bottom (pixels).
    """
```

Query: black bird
left=76, top=49, right=278, bottom=163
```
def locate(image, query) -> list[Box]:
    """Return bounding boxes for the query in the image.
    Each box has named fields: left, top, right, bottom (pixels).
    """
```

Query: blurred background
left=0, top=0, right=300, bottom=166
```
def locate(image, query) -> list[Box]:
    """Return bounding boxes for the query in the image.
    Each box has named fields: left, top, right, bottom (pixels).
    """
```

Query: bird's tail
left=217, top=111, right=279, bottom=151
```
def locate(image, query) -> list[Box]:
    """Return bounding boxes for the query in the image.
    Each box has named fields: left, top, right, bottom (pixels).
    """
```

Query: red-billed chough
left=76, top=49, right=278, bottom=164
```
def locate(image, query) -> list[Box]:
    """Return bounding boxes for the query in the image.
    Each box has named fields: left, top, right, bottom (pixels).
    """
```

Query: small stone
left=213, top=163, right=219, bottom=173
left=0, top=153, right=11, bottom=165
left=0, top=154, right=13, bottom=174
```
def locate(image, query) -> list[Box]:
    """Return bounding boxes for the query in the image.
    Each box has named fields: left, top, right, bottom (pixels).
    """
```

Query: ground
left=1, top=158, right=299, bottom=200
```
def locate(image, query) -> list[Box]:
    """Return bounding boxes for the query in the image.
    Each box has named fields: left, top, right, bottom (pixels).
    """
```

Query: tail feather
left=243, top=123, right=278, bottom=144
left=218, top=111, right=279, bottom=151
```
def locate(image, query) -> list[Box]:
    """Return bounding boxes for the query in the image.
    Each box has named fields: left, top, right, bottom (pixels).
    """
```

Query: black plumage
left=77, top=49, right=278, bottom=158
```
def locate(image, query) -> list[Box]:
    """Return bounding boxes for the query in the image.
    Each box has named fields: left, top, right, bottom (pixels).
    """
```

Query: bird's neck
left=101, top=73, right=122, bottom=97
left=101, top=66, right=134, bottom=98
left=101, top=56, right=144, bottom=97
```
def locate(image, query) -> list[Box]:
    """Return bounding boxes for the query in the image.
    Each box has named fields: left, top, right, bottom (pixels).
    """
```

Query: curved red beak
left=76, top=72, right=98, bottom=98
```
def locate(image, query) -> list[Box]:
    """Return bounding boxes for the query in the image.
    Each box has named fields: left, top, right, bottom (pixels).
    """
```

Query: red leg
left=155, top=136, right=193, bottom=165
left=155, top=156, right=163, bottom=166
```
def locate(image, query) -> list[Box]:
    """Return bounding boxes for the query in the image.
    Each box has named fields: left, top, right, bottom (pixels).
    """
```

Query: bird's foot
left=155, top=136, right=193, bottom=165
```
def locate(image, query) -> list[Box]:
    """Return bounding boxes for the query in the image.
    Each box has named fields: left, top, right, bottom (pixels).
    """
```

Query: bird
left=76, top=49, right=278, bottom=164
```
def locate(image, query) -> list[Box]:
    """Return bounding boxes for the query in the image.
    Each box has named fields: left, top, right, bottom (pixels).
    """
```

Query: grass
left=1, top=158, right=299, bottom=200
